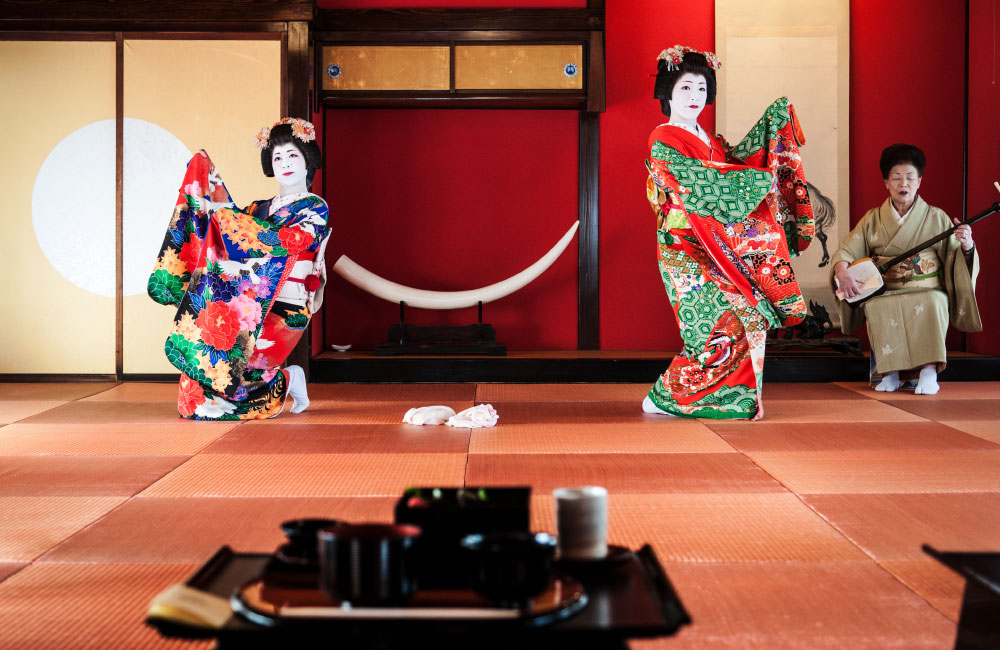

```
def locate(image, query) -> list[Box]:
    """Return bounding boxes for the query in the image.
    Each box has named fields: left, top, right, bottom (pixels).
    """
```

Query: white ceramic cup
left=553, top=486, right=608, bottom=560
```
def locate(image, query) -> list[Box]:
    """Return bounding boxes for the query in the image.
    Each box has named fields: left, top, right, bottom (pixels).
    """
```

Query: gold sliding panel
left=0, top=41, right=116, bottom=374
left=321, top=46, right=450, bottom=91
left=454, top=45, right=584, bottom=90
left=122, top=39, right=281, bottom=374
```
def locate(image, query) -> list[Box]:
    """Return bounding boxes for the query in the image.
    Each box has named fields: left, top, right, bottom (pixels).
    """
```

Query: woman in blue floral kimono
left=148, top=118, right=330, bottom=420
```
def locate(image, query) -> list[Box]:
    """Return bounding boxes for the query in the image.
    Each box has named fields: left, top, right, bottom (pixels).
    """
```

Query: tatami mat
left=201, top=422, right=470, bottom=454
left=0, top=497, right=127, bottom=562
left=18, top=402, right=186, bottom=425
left=748, top=450, right=1000, bottom=494
left=469, top=421, right=733, bottom=454
left=0, top=563, right=25, bottom=583
left=474, top=383, right=650, bottom=402
left=881, top=398, right=1000, bottom=421
left=760, top=382, right=869, bottom=401
left=0, top=401, right=68, bottom=424
left=0, top=456, right=189, bottom=497
left=838, top=381, right=1000, bottom=400
left=483, top=401, right=659, bottom=424
left=801, top=493, right=1000, bottom=561
left=306, top=383, right=477, bottom=402
left=528, top=494, right=867, bottom=563
left=0, top=383, right=116, bottom=401
left=706, top=421, right=1000, bottom=452
left=2, top=378, right=997, bottom=648
left=255, top=400, right=474, bottom=425
left=81, top=382, right=179, bottom=402
left=0, top=562, right=209, bottom=650
left=879, top=560, right=966, bottom=622
left=42, top=496, right=399, bottom=563
left=0, top=422, right=236, bottom=456
left=632, top=562, right=955, bottom=650
left=939, top=420, right=1000, bottom=444
left=744, top=398, right=927, bottom=423
left=138, top=453, right=467, bottom=498
left=466, top=453, right=785, bottom=494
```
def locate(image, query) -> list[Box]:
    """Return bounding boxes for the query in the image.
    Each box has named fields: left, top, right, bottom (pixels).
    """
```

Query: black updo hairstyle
left=879, top=143, right=926, bottom=179
left=653, top=52, right=717, bottom=118
left=260, top=122, right=323, bottom=187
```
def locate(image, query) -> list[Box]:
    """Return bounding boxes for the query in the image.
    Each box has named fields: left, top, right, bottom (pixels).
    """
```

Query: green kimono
left=831, top=196, right=981, bottom=373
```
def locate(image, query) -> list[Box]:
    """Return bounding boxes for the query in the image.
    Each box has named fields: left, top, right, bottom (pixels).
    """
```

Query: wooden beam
left=0, top=0, right=312, bottom=23
left=286, top=21, right=310, bottom=118
left=577, top=111, right=600, bottom=349
left=314, top=9, right=602, bottom=33
left=115, top=32, right=124, bottom=380
left=586, top=30, right=605, bottom=113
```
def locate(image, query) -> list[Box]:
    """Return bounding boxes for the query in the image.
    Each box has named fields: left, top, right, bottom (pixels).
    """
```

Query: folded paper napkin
left=446, top=404, right=499, bottom=428
left=402, top=405, right=456, bottom=426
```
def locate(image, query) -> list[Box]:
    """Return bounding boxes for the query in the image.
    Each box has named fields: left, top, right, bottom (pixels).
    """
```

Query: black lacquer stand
left=376, top=301, right=507, bottom=356
left=924, top=545, right=1000, bottom=649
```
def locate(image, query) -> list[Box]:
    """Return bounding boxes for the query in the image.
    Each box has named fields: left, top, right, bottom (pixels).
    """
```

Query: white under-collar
left=270, top=192, right=314, bottom=214
left=888, top=198, right=916, bottom=224
left=664, top=121, right=711, bottom=147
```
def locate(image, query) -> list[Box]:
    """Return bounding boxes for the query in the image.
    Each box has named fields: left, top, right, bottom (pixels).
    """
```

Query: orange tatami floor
left=1, top=380, right=1000, bottom=649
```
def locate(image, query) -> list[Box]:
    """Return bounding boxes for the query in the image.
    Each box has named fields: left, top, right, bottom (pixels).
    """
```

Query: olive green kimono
left=830, top=196, right=981, bottom=374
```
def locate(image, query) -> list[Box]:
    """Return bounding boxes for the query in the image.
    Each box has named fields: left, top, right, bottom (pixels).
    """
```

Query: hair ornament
left=657, top=45, right=721, bottom=72
left=254, top=117, right=317, bottom=150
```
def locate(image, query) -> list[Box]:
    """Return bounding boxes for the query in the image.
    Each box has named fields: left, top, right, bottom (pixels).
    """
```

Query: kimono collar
left=665, top=121, right=711, bottom=147
left=270, top=191, right=315, bottom=215
left=877, top=196, right=929, bottom=254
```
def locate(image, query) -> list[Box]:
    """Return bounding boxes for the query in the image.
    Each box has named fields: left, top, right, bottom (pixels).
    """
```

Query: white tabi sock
left=915, top=365, right=940, bottom=395
left=642, top=395, right=678, bottom=416
left=875, top=371, right=900, bottom=392
left=286, top=365, right=310, bottom=413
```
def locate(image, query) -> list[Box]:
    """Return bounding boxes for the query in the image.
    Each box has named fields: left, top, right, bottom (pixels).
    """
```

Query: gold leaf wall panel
left=454, top=45, right=584, bottom=90
left=0, top=41, right=116, bottom=374
left=321, top=46, right=450, bottom=91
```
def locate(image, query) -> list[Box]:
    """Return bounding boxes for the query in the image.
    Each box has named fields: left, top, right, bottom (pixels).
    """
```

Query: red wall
left=316, top=0, right=1000, bottom=354
left=598, top=1, right=714, bottom=350
left=966, top=0, right=1000, bottom=355
left=320, top=110, right=579, bottom=351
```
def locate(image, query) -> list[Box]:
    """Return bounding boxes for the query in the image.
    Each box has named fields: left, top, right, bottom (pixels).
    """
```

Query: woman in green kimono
left=831, top=143, right=981, bottom=395
left=642, top=46, right=814, bottom=420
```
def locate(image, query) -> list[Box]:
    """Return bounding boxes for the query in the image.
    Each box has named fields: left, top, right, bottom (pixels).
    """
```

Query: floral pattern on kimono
left=646, top=98, right=814, bottom=420
left=149, top=150, right=329, bottom=420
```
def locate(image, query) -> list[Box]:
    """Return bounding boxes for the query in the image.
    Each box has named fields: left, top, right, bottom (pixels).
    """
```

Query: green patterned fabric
left=730, top=97, right=793, bottom=161
left=651, top=142, right=773, bottom=224
left=648, top=378, right=758, bottom=420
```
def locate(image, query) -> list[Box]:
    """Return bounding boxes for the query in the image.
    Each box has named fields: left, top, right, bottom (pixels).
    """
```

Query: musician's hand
left=833, top=261, right=860, bottom=298
left=953, top=217, right=975, bottom=251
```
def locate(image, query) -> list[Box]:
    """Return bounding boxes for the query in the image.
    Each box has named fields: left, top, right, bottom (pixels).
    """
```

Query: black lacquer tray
left=147, top=544, right=690, bottom=650
left=232, top=572, right=587, bottom=628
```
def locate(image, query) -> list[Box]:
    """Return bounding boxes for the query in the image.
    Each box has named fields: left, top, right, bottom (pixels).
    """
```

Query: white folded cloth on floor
left=446, top=404, right=499, bottom=428
left=402, top=405, right=456, bottom=426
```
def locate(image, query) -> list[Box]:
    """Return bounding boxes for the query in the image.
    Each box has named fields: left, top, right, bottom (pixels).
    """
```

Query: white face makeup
left=668, top=73, right=708, bottom=127
left=884, top=163, right=922, bottom=213
left=271, top=142, right=308, bottom=194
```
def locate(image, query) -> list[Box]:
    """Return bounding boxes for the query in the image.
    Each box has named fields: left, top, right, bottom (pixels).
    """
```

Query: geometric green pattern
left=648, top=378, right=758, bottom=420
left=730, top=96, right=792, bottom=161
left=658, top=245, right=733, bottom=359
left=651, top=142, right=772, bottom=224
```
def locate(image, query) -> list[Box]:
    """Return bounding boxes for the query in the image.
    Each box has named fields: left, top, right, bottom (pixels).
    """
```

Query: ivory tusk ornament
left=332, top=221, right=580, bottom=310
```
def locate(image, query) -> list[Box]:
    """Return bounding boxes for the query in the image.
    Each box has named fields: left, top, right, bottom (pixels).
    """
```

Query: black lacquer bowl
left=461, top=532, right=557, bottom=607
left=276, top=518, right=343, bottom=567
left=319, top=523, right=422, bottom=606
